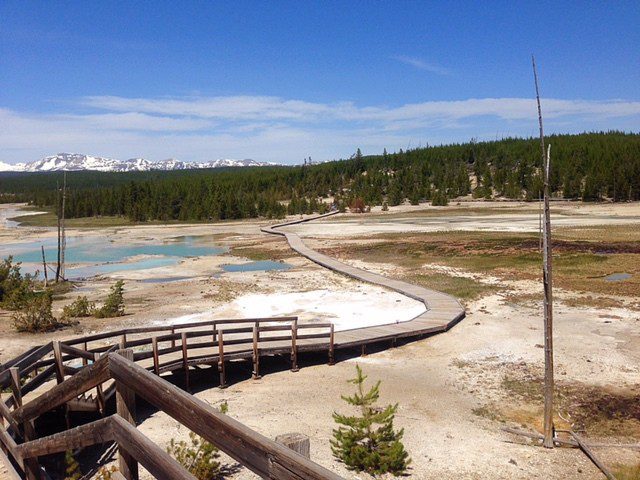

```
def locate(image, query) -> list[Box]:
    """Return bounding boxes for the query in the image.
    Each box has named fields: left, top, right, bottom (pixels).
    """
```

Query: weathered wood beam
left=0, top=398, right=21, bottom=435
left=16, top=417, right=113, bottom=459
left=59, top=343, right=96, bottom=361
left=51, top=342, right=65, bottom=384
left=13, top=354, right=111, bottom=423
left=570, top=431, right=617, bottom=480
left=110, top=415, right=196, bottom=480
left=108, top=353, right=343, bottom=480
left=0, top=426, right=24, bottom=469
left=0, top=445, right=23, bottom=480
left=115, top=350, right=138, bottom=480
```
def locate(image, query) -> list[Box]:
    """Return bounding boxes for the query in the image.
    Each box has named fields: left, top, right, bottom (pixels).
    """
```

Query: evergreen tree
left=331, top=365, right=410, bottom=476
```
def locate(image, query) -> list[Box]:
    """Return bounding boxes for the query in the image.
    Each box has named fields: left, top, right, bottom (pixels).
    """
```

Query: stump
left=275, top=433, right=310, bottom=459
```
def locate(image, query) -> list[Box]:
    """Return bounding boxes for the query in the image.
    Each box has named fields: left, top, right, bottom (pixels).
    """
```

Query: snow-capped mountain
left=0, top=161, right=23, bottom=171
left=0, top=153, right=276, bottom=172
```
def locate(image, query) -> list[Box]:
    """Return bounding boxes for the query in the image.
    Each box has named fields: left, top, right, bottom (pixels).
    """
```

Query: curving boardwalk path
left=261, top=212, right=465, bottom=348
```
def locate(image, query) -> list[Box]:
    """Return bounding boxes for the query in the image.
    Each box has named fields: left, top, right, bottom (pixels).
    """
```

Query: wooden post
left=94, top=353, right=105, bottom=415
left=115, top=349, right=138, bottom=480
left=152, top=337, right=160, bottom=376
left=82, top=341, right=89, bottom=367
left=60, top=171, right=67, bottom=281
left=52, top=341, right=65, bottom=384
left=291, top=318, right=299, bottom=372
left=275, top=433, right=310, bottom=459
left=53, top=341, right=72, bottom=427
left=171, top=327, right=176, bottom=349
left=55, top=180, right=61, bottom=283
left=328, top=324, right=335, bottom=365
left=252, top=324, right=261, bottom=380
left=361, top=344, right=367, bottom=357
left=181, top=333, right=190, bottom=392
left=570, top=431, right=617, bottom=480
left=120, top=333, right=127, bottom=349
left=41, top=246, right=48, bottom=288
left=8, top=368, right=22, bottom=413
left=10, top=368, right=40, bottom=480
left=217, top=328, right=227, bottom=389
left=533, top=55, right=555, bottom=449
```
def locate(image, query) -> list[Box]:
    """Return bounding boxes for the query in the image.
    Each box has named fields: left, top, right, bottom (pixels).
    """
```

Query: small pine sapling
left=95, top=280, right=125, bottom=318
left=167, top=401, right=229, bottom=480
left=331, top=365, right=410, bottom=476
left=64, top=450, right=81, bottom=480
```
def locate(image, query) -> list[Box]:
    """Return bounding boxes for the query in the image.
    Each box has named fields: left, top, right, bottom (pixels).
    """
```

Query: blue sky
left=1, top=1, right=638, bottom=164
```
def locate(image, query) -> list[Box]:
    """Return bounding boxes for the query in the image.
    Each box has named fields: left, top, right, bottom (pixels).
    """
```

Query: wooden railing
left=0, top=317, right=339, bottom=479
left=0, top=316, right=334, bottom=405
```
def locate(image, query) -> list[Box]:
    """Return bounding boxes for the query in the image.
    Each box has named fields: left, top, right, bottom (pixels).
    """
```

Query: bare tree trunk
left=532, top=55, right=555, bottom=448
left=60, top=172, right=67, bottom=281
left=41, top=245, right=48, bottom=287
left=55, top=180, right=61, bottom=283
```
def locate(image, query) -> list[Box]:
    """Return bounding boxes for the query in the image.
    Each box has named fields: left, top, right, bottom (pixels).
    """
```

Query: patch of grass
left=230, top=244, right=291, bottom=261
left=10, top=211, right=135, bottom=228
left=614, top=464, right=640, bottom=480
left=472, top=404, right=504, bottom=422
left=558, top=224, right=640, bottom=243
left=324, top=230, right=640, bottom=297
left=405, top=273, right=497, bottom=301
left=501, top=374, right=640, bottom=437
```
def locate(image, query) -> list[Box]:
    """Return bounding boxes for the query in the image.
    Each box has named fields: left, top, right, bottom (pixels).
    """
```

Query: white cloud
left=1, top=95, right=639, bottom=164
left=392, top=55, right=451, bottom=76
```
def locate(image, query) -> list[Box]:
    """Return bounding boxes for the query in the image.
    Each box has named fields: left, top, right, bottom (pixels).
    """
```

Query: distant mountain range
left=0, top=153, right=277, bottom=172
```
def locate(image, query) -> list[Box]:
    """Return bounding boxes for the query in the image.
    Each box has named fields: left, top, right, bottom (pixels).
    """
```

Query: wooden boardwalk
left=0, top=212, right=467, bottom=479
left=261, top=212, right=466, bottom=347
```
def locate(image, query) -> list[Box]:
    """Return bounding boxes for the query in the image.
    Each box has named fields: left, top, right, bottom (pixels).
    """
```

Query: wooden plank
left=51, top=342, right=65, bottom=384
left=110, top=415, right=197, bottom=480
left=181, top=333, right=190, bottom=392
left=115, top=350, right=138, bottom=480
left=275, top=433, right=310, bottom=459
left=0, top=398, right=20, bottom=434
left=59, top=343, right=95, bottom=361
left=13, top=354, right=111, bottom=423
left=108, top=353, right=343, bottom=480
left=0, top=426, right=24, bottom=470
left=291, top=319, right=299, bottom=372
left=217, top=328, right=226, bottom=389
left=570, top=431, right=617, bottom=480
left=17, top=417, right=113, bottom=459
left=252, top=324, right=260, bottom=380
left=152, top=337, right=160, bottom=376
left=0, top=445, right=22, bottom=480
left=329, top=324, right=335, bottom=365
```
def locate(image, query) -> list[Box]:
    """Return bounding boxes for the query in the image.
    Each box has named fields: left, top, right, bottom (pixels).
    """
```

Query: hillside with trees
left=0, top=131, right=638, bottom=222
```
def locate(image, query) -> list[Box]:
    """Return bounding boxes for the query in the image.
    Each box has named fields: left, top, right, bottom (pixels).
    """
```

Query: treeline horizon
left=0, top=131, right=638, bottom=222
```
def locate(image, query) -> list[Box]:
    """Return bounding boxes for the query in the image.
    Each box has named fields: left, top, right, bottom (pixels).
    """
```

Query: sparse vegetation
left=96, top=466, right=119, bottom=480
left=332, top=365, right=410, bottom=476
left=12, top=291, right=72, bottom=333
left=0, top=256, right=37, bottom=310
left=406, top=273, right=497, bottom=302
left=322, top=226, right=640, bottom=299
left=62, top=296, right=96, bottom=319
left=167, top=402, right=229, bottom=480
left=94, top=280, right=125, bottom=318
left=614, top=463, right=640, bottom=480
left=64, top=450, right=81, bottom=480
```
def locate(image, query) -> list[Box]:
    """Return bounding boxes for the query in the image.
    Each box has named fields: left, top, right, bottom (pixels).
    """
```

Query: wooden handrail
left=0, top=316, right=303, bottom=394
left=111, top=415, right=197, bottom=480
left=107, top=353, right=342, bottom=480
left=17, top=417, right=113, bottom=459
left=12, top=354, right=111, bottom=424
